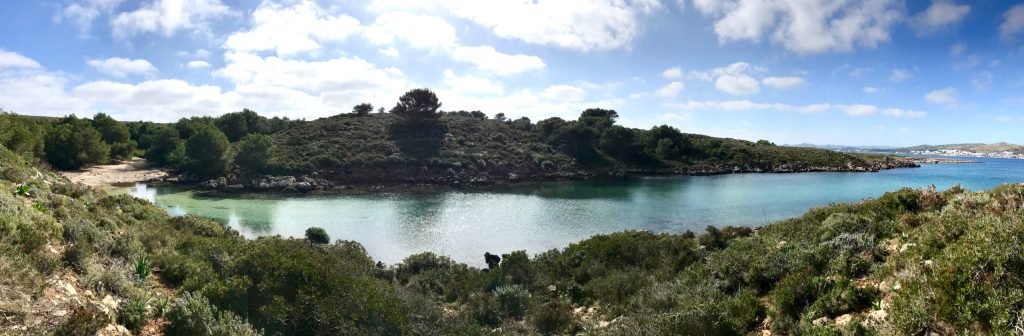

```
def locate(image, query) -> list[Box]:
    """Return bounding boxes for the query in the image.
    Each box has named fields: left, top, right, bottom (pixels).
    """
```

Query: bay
left=121, top=156, right=1024, bottom=266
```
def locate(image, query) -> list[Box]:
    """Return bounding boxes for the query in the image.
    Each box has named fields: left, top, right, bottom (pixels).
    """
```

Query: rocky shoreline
left=194, top=158, right=921, bottom=193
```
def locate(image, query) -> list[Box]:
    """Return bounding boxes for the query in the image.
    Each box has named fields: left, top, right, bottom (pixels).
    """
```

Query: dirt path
left=62, top=158, right=168, bottom=187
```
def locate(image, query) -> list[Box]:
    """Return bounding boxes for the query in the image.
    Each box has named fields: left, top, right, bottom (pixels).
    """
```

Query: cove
left=120, top=156, right=1024, bottom=266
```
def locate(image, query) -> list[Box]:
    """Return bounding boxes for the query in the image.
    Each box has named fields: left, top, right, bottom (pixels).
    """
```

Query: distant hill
left=890, top=142, right=1023, bottom=153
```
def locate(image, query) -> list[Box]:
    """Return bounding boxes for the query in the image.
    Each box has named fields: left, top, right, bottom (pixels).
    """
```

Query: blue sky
left=1, top=0, right=1024, bottom=146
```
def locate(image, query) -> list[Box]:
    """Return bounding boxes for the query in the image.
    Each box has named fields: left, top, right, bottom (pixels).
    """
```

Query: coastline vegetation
left=1, top=88, right=911, bottom=189
left=0, top=139, right=1022, bottom=334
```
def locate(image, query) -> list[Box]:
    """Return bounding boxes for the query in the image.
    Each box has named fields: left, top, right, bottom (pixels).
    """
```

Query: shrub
left=493, top=284, right=530, bottom=319
left=352, top=103, right=374, bottom=116
left=118, top=295, right=150, bottom=334
left=135, top=254, right=151, bottom=279
left=305, top=227, right=330, bottom=245
left=166, top=292, right=263, bottom=336
left=528, top=303, right=573, bottom=334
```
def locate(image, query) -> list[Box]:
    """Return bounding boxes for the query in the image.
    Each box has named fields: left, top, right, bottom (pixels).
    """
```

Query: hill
left=256, top=112, right=915, bottom=188
left=1, top=142, right=1022, bottom=334
left=890, top=142, right=1023, bottom=153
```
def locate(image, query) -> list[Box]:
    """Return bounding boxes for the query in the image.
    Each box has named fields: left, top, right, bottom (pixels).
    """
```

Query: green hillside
left=264, top=111, right=914, bottom=186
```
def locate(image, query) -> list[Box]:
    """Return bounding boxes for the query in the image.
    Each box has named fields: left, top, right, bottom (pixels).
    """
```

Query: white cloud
left=692, top=0, right=903, bottom=54
left=111, top=0, right=235, bottom=39
left=451, top=46, right=546, bottom=76
left=435, top=0, right=660, bottom=51
left=654, top=81, right=685, bottom=97
left=72, top=79, right=229, bottom=120
left=971, top=71, right=993, bottom=90
left=881, top=108, right=927, bottom=118
left=661, top=66, right=683, bottom=79
left=379, top=47, right=400, bottom=58
left=1000, top=4, right=1024, bottom=40
left=667, top=100, right=828, bottom=113
left=924, top=87, right=958, bottom=106
left=214, top=51, right=414, bottom=118
left=690, top=62, right=762, bottom=95
left=949, top=42, right=965, bottom=56
left=910, top=0, right=970, bottom=35
left=762, top=76, right=805, bottom=89
left=0, top=50, right=42, bottom=69
left=862, top=86, right=880, bottom=93
left=539, top=85, right=586, bottom=102
left=443, top=70, right=504, bottom=95
left=889, top=68, right=912, bottom=82
left=187, top=61, right=211, bottom=69
left=87, top=57, right=157, bottom=78
left=222, top=0, right=360, bottom=56
left=0, top=53, right=92, bottom=116
left=841, top=104, right=878, bottom=116
left=177, top=49, right=211, bottom=59
left=364, top=12, right=457, bottom=49
left=56, top=0, right=125, bottom=35
left=716, top=75, right=759, bottom=95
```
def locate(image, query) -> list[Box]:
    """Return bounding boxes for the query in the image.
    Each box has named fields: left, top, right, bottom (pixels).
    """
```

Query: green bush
left=304, top=226, right=330, bottom=245
left=493, top=284, right=530, bottom=319
left=118, top=295, right=150, bottom=334
left=166, top=292, right=262, bottom=336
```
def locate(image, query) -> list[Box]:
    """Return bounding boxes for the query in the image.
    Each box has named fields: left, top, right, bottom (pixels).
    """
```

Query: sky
left=1, top=0, right=1024, bottom=146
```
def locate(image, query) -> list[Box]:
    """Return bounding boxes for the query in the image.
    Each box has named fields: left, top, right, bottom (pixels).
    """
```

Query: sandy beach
left=61, top=158, right=169, bottom=187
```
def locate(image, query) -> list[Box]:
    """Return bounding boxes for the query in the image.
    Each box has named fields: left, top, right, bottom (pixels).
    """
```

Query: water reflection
left=122, top=158, right=1024, bottom=266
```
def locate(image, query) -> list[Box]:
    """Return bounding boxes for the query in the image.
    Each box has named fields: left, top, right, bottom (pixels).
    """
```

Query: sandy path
left=61, top=158, right=169, bottom=187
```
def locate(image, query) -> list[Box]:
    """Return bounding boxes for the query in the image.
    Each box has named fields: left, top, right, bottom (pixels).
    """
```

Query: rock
left=97, top=324, right=131, bottom=336
left=295, top=182, right=313, bottom=191
left=507, top=173, right=520, bottom=181
left=597, top=321, right=610, bottom=328
left=225, top=184, right=245, bottom=192
left=216, top=177, right=228, bottom=188
left=812, top=316, right=829, bottom=326
left=835, top=314, right=854, bottom=326
left=58, top=280, right=77, bottom=296
left=100, top=295, right=119, bottom=312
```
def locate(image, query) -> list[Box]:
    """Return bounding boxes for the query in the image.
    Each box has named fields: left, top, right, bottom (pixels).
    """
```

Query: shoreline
left=65, top=157, right=925, bottom=195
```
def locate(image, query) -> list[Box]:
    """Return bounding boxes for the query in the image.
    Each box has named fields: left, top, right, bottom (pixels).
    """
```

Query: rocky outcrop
left=202, top=173, right=334, bottom=193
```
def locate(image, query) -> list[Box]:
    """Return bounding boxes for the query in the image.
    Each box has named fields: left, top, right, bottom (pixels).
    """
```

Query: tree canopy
left=391, top=88, right=442, bottom=122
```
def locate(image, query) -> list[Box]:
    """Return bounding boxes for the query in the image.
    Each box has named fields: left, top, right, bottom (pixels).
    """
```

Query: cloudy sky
left=2, top=0, right=1024, bottom=146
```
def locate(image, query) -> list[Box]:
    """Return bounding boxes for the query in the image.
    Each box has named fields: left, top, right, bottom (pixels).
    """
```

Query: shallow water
left=120, top=157, right=1024, bottom=266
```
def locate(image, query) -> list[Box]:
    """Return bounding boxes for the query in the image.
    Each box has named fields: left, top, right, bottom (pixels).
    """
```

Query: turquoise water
left=124, top=157, right=1024, bottom=266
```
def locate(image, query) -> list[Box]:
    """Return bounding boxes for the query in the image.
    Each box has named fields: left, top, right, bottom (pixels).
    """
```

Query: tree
left=145, top=126, right=183, bottom=166
left=377, top=107, right=386, bottom=114
left=390, top=88, right=442, bottom=122
left=45, top=116, right=109, bottom=169
left=92, top=113, right=136, bottom=160
left=352, top=103, right=373, bottom=116
left=579, top=108, right=619, bottom=131
left=215, top=109, right=268, bottom=142
left=234, top=133, right=274, bottom=175
left=551, top=122, right=598, bottom=157
left=599, top=126, right=639, bottom=159
left=494, top=113, right=507, bottom=122
left=185, top=125, right=230, bottom=178
left=305, top=227, right=330, bottom=245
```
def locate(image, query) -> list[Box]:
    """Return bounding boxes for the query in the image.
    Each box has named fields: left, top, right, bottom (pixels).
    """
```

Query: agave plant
left=135, top=254, right=152, bottom=279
